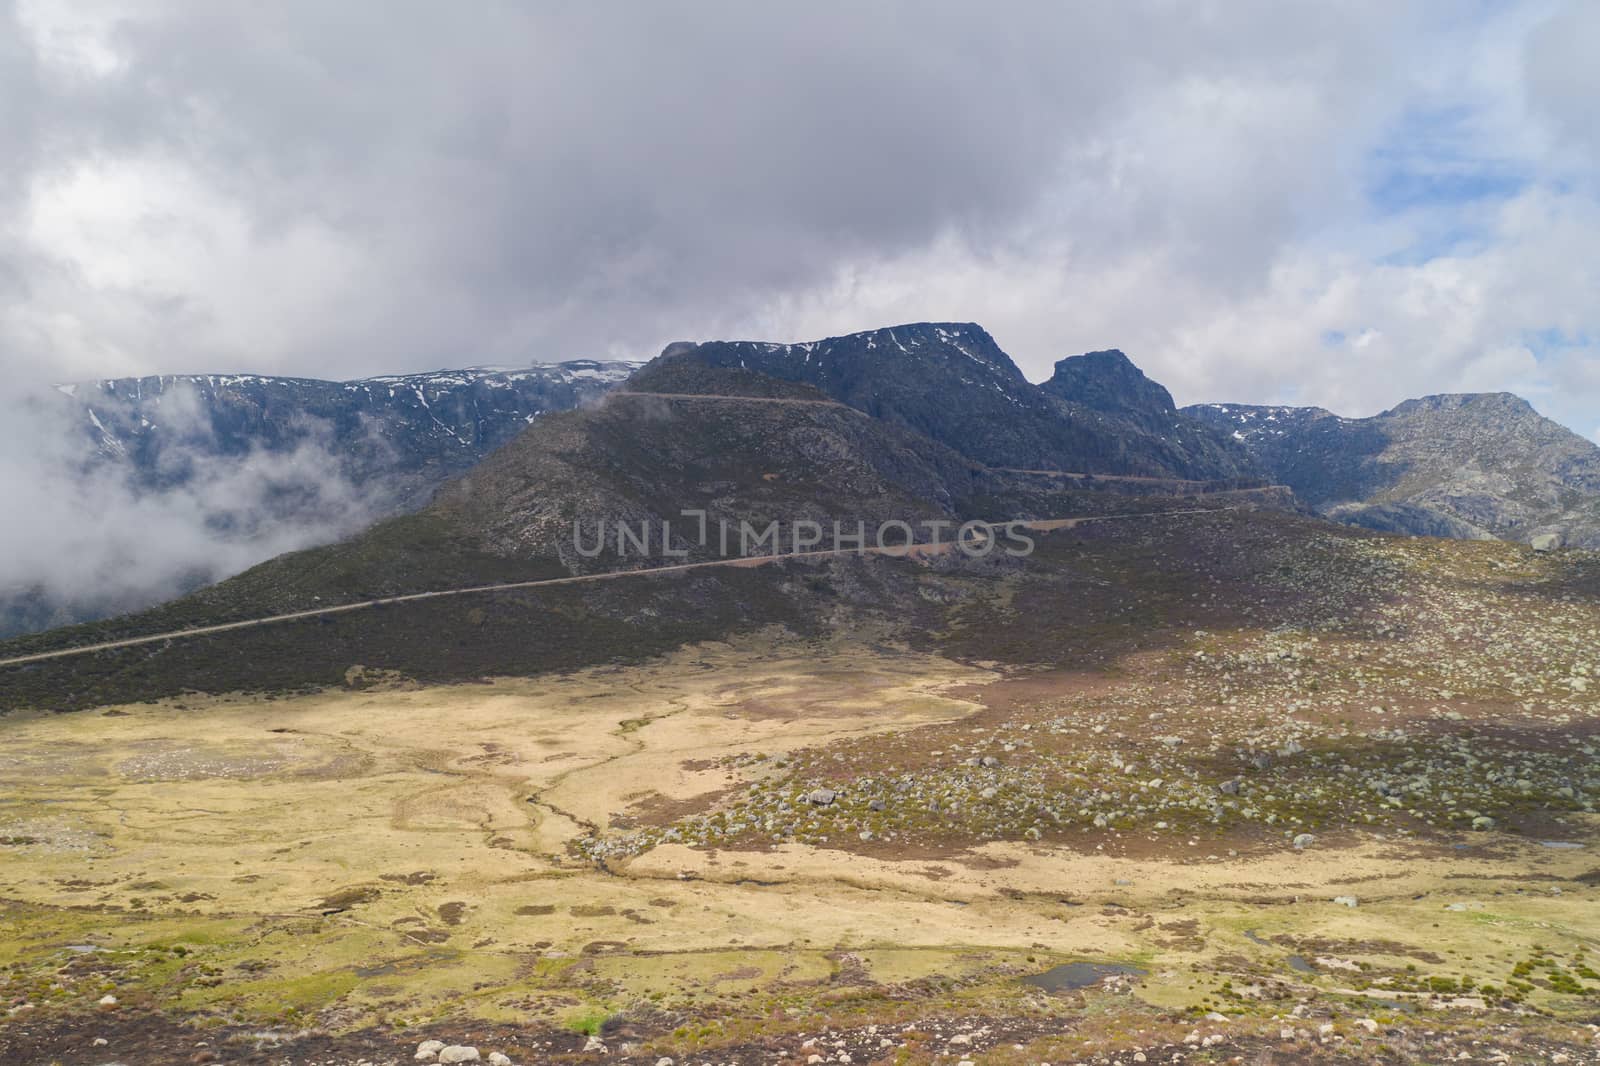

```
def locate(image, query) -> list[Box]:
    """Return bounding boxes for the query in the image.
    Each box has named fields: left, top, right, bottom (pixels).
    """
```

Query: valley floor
left=3, top=520, right=1600, bottom=1064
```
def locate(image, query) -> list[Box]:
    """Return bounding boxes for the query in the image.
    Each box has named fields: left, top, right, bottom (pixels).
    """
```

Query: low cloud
left=0, top=383, right=385, bottom=634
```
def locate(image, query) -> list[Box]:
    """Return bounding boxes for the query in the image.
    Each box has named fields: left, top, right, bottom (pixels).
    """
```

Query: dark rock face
left=1186, top=393, right=1600, bottom=547
left=1039, top=350, right=1256, bottom=481
left=1041, top=349, right=1176, bottom=423
left=661, top=324, right=1256, bottom=480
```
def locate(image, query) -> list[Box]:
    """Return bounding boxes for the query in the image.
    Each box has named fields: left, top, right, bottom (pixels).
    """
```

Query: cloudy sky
left=3, top=0, right=1599, bottom=440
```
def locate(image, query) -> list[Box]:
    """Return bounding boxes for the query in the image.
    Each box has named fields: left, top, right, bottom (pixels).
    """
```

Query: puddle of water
left=1371, top=997, right=1417, bottom=1014
left=1243, top=929, right=1270, bottom=946
left=1287, top=955, right=1317, bottom=974
left=1538, top=841, right=1584, bottom=849
left=1022, top=961, right=1146, bottom=992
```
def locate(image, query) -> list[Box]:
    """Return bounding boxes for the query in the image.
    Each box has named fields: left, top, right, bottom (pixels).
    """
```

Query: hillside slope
left=0, top=359, right=1289, bottom=710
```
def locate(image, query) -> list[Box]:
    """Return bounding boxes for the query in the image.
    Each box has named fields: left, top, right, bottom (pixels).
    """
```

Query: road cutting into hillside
left=0, top=507, right=1252, bottom=668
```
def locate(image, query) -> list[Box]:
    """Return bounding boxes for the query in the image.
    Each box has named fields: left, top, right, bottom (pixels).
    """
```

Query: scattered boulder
left=439, top=1047, right=480, bottom=1064
left=1532, top=533, right=1562, bottom=553
left=1292, top=833, right=1316, bottom=849
left=806, top=788, right=836, bottom=807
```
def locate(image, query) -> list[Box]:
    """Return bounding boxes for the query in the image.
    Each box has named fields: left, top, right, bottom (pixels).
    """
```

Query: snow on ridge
left=55, top=359, right=641, bottom=395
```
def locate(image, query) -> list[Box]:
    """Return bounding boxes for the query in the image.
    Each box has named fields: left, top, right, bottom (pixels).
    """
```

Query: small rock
left=1292, top=833, right=1315, bottom=849
left=655, top=1059, right=675, bottom=1066
left=439, top=1048, right=480, bottom=1064
left=807, top=789, right=837, bottom=807
left=97, top=994, right=118, bottom=1008
left=487, top=1054, right=513, bottom=1066
left=582, top=1036, right=606, bottom=1054
left=1332, top=895, right=1358, bottom=908
left=417, top=1041, right=446, bottom=1057
left=1472, top=815, right=1496, bottom=831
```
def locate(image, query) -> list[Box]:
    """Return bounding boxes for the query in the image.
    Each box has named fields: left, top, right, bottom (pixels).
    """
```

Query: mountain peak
left=646, top=327, right=1254, bottom=479
left=1386, top=392, right=1538, bottom=419
left=1042, top=348, right=1176, bottom=418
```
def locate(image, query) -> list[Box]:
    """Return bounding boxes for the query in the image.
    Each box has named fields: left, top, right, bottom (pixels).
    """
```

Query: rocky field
left=2, top=514, right=1598, bottom=1064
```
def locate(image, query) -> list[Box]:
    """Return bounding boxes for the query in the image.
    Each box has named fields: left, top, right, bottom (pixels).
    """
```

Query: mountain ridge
left=659, top=323, right=1259, bottom=480
left=1186, top=390, right=1600, bottom=546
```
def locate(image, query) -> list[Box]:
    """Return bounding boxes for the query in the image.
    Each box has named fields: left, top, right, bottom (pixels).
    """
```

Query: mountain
left=1039, top=349, right=1257, bottom=481
left=0, top=348, right=1291, bottom=711
left=658, top=324, right=1258, bottom=480
left=60, top=360, right=641, bottom=509
left=1185, top=392, right=1600, bottom=546
left=1, top=361, right=640, bottom=639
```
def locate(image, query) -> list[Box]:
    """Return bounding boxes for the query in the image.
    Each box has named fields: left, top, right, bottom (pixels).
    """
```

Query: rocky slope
left=1186, top=393, right=1600, bottom=547
left=662, top=324, right=1258, bottom=479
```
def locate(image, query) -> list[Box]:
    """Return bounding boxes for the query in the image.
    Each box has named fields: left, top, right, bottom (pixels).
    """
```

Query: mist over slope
left=0, top=361, right=637, bottom=637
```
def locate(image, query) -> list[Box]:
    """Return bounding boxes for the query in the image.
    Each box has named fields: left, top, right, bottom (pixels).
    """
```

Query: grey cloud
left=3, top=1, right=1418, bottom=381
